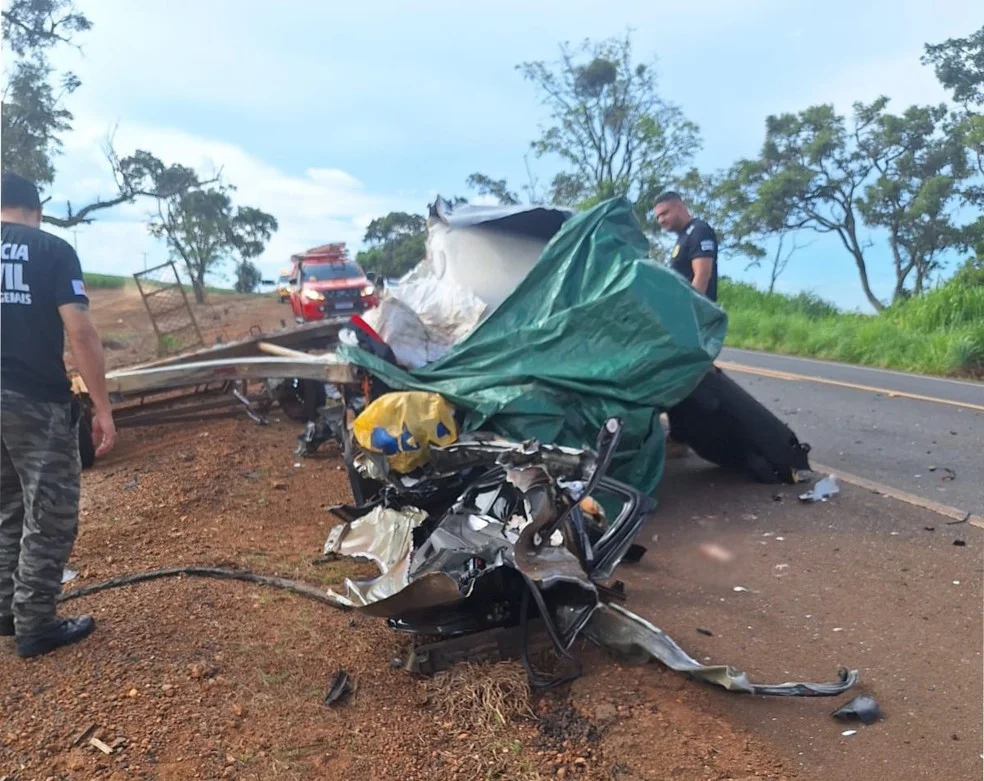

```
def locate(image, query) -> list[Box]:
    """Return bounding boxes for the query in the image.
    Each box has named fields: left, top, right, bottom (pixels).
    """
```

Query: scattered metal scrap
left=324, top=669, right=354, bottom=706
left=832, top=694, right=882, bottom=724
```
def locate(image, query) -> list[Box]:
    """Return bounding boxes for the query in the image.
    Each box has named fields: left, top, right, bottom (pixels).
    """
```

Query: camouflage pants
left=0, top=388, right=81, bottom=637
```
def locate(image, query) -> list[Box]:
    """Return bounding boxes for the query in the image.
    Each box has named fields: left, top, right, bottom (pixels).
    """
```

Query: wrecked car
left=318, top=405, right=855, bottom=697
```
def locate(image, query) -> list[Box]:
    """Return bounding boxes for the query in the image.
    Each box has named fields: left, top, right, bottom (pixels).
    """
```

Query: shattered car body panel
left=323, top=419, right=651, bottom=648
left=320, top=415, right=859, bottom=697
left=584, top=603, right=859, bottom=697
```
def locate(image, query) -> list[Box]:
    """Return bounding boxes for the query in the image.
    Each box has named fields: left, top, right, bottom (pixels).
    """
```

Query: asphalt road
left=716, top=348, right=984, bottom=515
left=626, top=464, right=983, bottom=781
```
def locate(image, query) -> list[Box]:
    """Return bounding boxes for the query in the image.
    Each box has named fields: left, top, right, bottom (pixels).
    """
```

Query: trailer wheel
left=275, top=379, right=326, bottom=422
left=79, top=413, right=96, bottom=470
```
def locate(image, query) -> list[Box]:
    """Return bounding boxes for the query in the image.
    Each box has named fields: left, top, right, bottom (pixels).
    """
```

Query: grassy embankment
left=719, top=275, right=984, bottom=378
left=84, top=272, right=236, bottom=297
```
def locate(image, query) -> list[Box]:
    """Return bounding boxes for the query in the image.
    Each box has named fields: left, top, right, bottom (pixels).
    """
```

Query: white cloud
left=44, top=116, right=425, bottom=284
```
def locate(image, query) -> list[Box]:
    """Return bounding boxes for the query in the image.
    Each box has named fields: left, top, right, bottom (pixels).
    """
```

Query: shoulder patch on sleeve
left=699, top=239, right=716, bottom=253
left=685, top=224, right=695, bottom=235
left=72, top=279, right=86, bottom=296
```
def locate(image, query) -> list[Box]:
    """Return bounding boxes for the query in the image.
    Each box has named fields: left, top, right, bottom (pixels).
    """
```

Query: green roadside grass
left=83, top=272, right=239, bottom=297
left=719, top=276, right=984, bottom=378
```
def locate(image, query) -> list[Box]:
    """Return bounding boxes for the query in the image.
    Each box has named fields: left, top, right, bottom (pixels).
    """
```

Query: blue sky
left=41, top=0, right=980, bottom=311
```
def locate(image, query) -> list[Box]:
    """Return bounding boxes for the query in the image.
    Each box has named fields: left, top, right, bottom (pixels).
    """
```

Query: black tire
left=275, top=379, right=327, bottom=422
left=78, top=413, right=96, bottom=470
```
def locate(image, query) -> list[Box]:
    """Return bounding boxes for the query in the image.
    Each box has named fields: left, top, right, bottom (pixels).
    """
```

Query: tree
left=466, top=173, right=519, bottom=205
left=149, top=182, right=278, bottom=303
left=923, top=26, right=984, bottom=258
left=355, top=211, right=426, bottom=278
left=922, top=25, right=984, bottom=108
left=2, top=0, right=220, bottom=229
left=234, top=260, right=262, bottom=294
left=518, top=31, right=700, bottom=224
left=2, top=0, right=90, bottom=187
left=729, top=104, right=893, bottom=310
left=855, top=99, right=970, bottom=297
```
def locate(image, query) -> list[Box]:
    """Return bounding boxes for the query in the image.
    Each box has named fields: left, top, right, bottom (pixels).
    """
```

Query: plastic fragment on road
left=832, top=694, right=882, bottom=725
left=583, top=602, right=860, bottom=697
left=841, top=729, right=858, bottom=737
left=799, top=474, right=840, bottom=503
left=62, top=568, right=78, bottom=584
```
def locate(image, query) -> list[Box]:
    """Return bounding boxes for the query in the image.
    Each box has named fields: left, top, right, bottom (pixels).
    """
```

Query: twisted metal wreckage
left=289, top=197, right=857, bottom=697
left=312, top=406, right=856, bottom=696
left=71, top=196, right=856, bottom=698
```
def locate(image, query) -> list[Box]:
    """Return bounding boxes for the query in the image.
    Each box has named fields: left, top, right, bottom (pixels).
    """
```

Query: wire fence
left=132, top=261, right=205, bottom=357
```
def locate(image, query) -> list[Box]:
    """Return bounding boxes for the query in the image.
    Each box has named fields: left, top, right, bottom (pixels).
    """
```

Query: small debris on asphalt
left=390, top=657, right=404, bottom=669
left=841, top=729, right=858, bottom=737
left=773, top=564, right=789, bottom=578
left=924, top=526, right=935, bottom=531
left=940, top=467, right=956, bottom=482
left=772, top=493, right=784, bottom=502
left=799, top=475, right=839, bottom=503
left=61, top=568, right=78, bottom=584
left=324, top=669, right=353, bottom=706
left=123, top=476, right=139, bottom=490
left=953, top=581, right=961, bottom=586
left=741, top=513, right=758, bottom=522
left=733, top=586, right=750, bottom=593
left=697, top=627, right=714, bottom=637
left=832, top=694, right=881, bottom=725
left=953, top=539, right=967, bottom=547
left=699, top=542, right=735, bottom=563
left=833, top=627, right=844, bottom=632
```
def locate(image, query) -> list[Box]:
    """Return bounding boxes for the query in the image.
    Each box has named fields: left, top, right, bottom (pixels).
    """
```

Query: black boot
left=0, top=615, right=13, bottom=637
left=16, top=616, right=95, bottom=658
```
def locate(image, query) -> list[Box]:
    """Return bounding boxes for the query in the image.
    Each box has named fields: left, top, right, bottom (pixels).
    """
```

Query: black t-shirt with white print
left=670, top=218, right=718, bottom=302
left=1, top=221, right=90, bottom=402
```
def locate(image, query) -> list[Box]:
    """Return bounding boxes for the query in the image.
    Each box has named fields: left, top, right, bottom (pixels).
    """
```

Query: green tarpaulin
left=339, top=197, right=727, bottom=495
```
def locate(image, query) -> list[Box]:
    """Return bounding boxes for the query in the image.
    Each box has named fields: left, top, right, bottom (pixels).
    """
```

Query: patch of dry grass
left=425, top=661, right=535, bottom=735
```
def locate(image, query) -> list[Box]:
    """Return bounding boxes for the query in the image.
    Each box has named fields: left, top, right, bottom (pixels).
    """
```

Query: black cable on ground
left=57, top=566, right=352, bottom=610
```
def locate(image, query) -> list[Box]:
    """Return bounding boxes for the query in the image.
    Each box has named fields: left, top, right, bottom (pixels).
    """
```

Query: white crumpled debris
left=799, top=474, right=840, bottom=503
left=361, top=258, right=487, bottom=369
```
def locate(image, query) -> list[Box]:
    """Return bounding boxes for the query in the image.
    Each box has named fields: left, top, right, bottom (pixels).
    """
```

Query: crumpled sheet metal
left=585, top=602, right=859, bottom=697
left=323, top=506, right=428, bottom=609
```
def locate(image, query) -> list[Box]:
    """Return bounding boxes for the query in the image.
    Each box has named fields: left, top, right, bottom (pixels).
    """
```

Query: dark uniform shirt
left=670, top=218, right=718, bottom=302
left=1, top=222, right=89, bottom=401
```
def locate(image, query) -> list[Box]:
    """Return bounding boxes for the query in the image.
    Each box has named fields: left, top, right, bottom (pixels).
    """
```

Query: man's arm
left=691, top=257, right=713, bottom=294
left=59, top=302, right=116, bottom=456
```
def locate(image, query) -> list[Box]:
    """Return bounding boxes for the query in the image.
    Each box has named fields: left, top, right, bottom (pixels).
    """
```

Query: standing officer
left=1, top=172, right=117, bottom=658
left=653, top=190, right=721, bottom=458
left=653, top=190, right=719, bottom=302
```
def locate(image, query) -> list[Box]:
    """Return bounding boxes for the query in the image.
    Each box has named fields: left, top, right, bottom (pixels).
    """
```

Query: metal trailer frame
left=71, top=318, right=360, bottom=466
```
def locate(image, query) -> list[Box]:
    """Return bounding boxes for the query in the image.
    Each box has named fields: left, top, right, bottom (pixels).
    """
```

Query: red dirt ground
left=2, top=289, right=799, bottom=780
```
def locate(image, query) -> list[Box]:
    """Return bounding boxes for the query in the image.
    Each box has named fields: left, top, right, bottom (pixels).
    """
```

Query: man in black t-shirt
left=0, top=172, right=116, bottom=658
left=653, top=190, right=719, bottom=302
left=653, top=190, right=721, bottom=459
